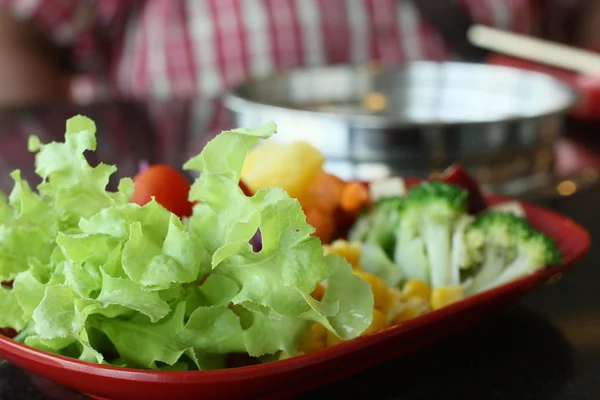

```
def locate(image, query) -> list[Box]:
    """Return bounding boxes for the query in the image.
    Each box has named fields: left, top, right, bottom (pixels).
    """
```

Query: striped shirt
left=0, top=0, right=536, bottom=100
left=0, top=0, right=538, bottom=191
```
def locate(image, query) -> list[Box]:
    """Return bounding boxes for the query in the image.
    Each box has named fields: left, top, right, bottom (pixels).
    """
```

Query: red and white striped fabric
left=0, top=0, right=537, bottom=100
left=0, top=0, right=538, bottom=188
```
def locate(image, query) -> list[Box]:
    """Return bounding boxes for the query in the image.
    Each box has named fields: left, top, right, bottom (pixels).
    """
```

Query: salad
left=0, top=116, right=562, bottom=371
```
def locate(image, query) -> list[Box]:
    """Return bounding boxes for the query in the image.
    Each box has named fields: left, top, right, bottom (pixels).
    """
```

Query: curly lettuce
left=0, top=115, right=373, bottom=370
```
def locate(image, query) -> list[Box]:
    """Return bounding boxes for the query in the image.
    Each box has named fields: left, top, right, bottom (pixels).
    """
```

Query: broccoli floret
left=451, top=215, right=485, bottom=272
left=463, top=210, right=561, bottom=295
left=394, top=181, right=468, bottom=288
left=464, top=212, right=525, bottom=295
left=360, top=242, right=404, bottom=287
left=349, top=181, right=562, bottom=295
left=349, top=196, right=404, bottom=257
left=478, top=229, right=562, bottom=292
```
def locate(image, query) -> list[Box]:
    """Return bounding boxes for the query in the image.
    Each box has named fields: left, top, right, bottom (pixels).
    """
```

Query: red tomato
left=436, top=163, right=487, bottom=214
left=239, top=179, right=253, bottom=197
left=131, top=165, right=194, bottom=218
left=131, top=165, right=254, bottom=218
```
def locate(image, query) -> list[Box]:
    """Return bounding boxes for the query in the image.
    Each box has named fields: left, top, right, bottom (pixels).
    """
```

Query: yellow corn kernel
left=323, top=240, right=362, bottom=268
left=430, top=286, right=465, bottom=310
left=326, top=329, right=344, bottom=348
left=354, top=271, right=392, bottom=313
left=383, top=287, right=405, bottom=323
left=391, top=296, right=431, bottom=325
left=310, top=282, right=327, bottom=301
left=389, top=287, right=403, bottom=304
left=401, top=279, right=432, bottom=301
left=298, top=322, right=328, bottom=354
left=361, top=308, right=388, bottom=336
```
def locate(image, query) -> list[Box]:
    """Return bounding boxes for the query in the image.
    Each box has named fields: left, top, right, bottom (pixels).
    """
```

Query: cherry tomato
left=131, top=165, right=194, bottom=218
left=131, top=164, right=255, bottom=218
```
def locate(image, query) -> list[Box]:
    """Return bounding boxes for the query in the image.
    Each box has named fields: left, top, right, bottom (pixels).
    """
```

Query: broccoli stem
left=465, top=246, right=505, bottom=295
left=479, top=252, right=538, bottom=292
left=450, top=216, right=472, bottom=271
left=395, top=237, right=429, bottom=283
left=422, top=221, right=457, bottom=288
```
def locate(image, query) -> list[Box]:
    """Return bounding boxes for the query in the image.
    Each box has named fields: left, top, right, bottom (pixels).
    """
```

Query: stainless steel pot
left=225, top=62, right=576, bottom=195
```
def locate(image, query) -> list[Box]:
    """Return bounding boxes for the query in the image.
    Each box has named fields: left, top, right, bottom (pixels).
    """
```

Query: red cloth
left=0, top=0, right=536, bottom=100
left=0, top=0, right=538, bottom=191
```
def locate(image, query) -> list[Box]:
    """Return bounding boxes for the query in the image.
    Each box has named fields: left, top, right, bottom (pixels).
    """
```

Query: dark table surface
left=0, top=100, right=599, bottom=400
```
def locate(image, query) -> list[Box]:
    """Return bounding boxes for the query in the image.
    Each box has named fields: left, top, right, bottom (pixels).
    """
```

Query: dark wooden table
left=0, top=100, right=599, bottom=400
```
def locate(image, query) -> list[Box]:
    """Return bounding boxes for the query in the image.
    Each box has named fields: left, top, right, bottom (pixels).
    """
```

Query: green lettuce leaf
left=89, top=303, right=191, bottom=369
left=23, top=328, right=104, bottom=364
left=0, top=117, right=374, bottom=369
left=319, top=254, right=374, bottom=340
left=184, top=122, right=282, bottom=255
left=0, top=287, right=27, bottom=331
left=95, top=271, right=170, bottom=322
left=214, top=196, right=331, bottom=317
left=71, top=201, right=206, bottom=289
left=90, top=302, right=243, bottom=369
left=76, top=328, right=105, bottom=363
left=29, top=115, right=133, bottom=222
left=0, top=171, right=57, bottom=281
left=13, top=270, right=46, bottom=318
left=32, top=285, right=87, bottom=339
left=121, top=214, right=200, bottom=290
left=184, top=123, right=374, bottom=357
left=241, top=307, right=311, bottom=357
left=23, top=335, right=77, bottom=355
left=198, top=273, right=240, bottom=306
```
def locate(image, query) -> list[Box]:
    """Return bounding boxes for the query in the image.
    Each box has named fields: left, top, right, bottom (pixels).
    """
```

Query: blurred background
left=1, top=0, right=600, bottom=198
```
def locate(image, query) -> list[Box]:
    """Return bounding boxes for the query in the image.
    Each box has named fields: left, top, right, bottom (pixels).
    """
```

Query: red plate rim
left=0, top=193, right=590, bottom=383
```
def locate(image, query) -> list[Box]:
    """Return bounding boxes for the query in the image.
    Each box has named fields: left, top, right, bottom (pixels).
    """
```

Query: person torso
left=90, top=0, right=533, bottom=99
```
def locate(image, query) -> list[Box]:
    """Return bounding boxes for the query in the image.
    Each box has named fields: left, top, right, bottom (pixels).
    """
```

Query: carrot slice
left=297, top=170, right=346, bottom=214
left=304, top=206, right=336, bottom=244
left=340, top=182, right=371, bottom=213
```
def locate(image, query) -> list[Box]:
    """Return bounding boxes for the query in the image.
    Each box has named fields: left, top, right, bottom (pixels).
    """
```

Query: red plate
left=0, top=195, right=590, bottom=400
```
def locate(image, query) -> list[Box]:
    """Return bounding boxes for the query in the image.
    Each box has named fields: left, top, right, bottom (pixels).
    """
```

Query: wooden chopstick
left=467, top=24, right=600, bottom=75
